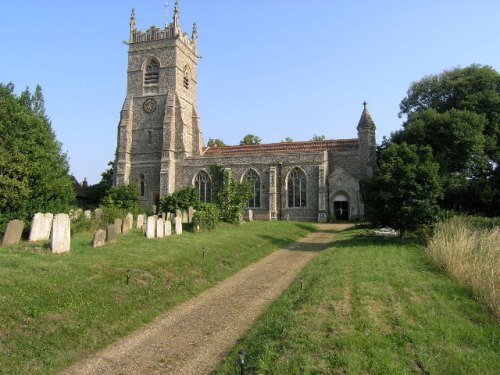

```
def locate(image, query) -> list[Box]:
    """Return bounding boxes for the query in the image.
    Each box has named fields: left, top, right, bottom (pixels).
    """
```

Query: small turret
left=130, top=8, right=136, bottom=32
left=357, top=101, right=376, bottom=132
left=173, top=0, right=180, bottom=35
left=192, top=22, right=198, bottom=45
left=357, top=101, right=377, bottom=177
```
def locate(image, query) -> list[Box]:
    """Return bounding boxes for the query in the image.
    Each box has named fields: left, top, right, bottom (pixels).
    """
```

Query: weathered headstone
left=50, top=214, right=70, bottom=253
left=164, top=220, right=172, bottom=236
left=161, top=212, right=166, bottom=220
left=107, top=224, right=117, bottom=243
left=94, top=208, right=103, bottom=221
left=29, top=213, right=53, bottom=242
left=176, top=209, right=182, bottom=220
left=92, top=229, right=106, bottom=248
left=156, top=218, right=165, bottom=238
left=166, top=212, right=172, bottom=221
left=188, top=206, right=195, bottom=223
left=146, top=216, right=156, bottom=239
left=153, top=215, right=159, bottom=221
left=84, top=210, right=92, bottom=220
left=69, top=208, right=83, bottom=221
left=122, top=213, right=133, bottom=234
left=136, top=214, right=145, bottom=230
left=175, top=216, right=183, bottom=235
left=248, top=209, right=254, bottom=222
left=114, top=218, right=123, bottom=234
left=182, top=210, right=189, bottom=224
left=2, top=220, right=24, bottom=246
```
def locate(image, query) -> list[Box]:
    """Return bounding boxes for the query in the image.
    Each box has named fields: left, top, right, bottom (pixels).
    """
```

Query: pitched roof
left=204, top=139, right=358, bottom=155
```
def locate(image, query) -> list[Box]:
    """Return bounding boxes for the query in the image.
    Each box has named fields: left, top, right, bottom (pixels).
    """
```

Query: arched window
left=194, top=171, right=211, bottom=203
left=244, top=169, right=261, bottom=208
left=287, top=168, right=307, bottom=208
left=183, top=66, right=190, bottom=90
left=144, top=58, right=160, bottom=86
left=139, top=173, right=145, bottom=197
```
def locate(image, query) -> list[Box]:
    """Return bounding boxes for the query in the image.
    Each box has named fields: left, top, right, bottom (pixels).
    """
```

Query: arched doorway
left=333, top=194, right=349, bottom=220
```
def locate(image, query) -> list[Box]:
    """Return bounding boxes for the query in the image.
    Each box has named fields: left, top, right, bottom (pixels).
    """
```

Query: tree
left=216, top=169, right=253, bottom=223
left=0, top=83, right=75, bottom=234
left=282, top=137, right=293, bottom=142
left=101, top=184, right=139, bottom=212
left=240, top=134, right=261, bottom=145
left=362, top=143, right=442, bottom=241
left=207, top=138, right=226, bottom=147
left=311, top=134, right=326, bottom=141
left=86, top=161, right=114, bottom=208
left=160, top=186, right=200, bottom=213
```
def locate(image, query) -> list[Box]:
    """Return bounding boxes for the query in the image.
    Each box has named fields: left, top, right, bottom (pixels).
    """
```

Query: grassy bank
left=0, top=221, right=315, bottom=375
left=214, top=228, right=500, bottom=374
left=426, top=216, right=499, bottom=318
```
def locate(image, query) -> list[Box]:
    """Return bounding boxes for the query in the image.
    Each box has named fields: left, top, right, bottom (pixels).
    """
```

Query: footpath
left=61, top=223, right=350, bottom=375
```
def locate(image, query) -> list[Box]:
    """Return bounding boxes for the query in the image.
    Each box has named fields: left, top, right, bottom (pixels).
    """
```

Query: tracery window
left=244, top=169, right=261, bottom=208
left=194, top=170, right=211, bottom=203
left=144, top=58, right=160, bottom=86
left=287, top=168, right=307, bottom=208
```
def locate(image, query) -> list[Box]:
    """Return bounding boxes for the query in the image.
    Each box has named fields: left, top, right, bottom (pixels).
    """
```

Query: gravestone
left=175, top=216, right=183, bottom=235
left=122, top=213, right=133, bottom=234
left=166, top=212, right=172, bottom=221
left=161, top=212, right=166, bottom=220
left=50, top=214, right=70, bottom=253
left=176, top=209, right=182, bottom=220
left=164, top=220, right=172, bottom=236
left=153, top=215, right=159, bottom=220
left=146, top=216, right=156, bottom=239
left=94, top=208, right=103, bottom=221
left=107, top=224, right=117, bottom=243
left=188, top=206, right=195, bottom=223
left=92, top=229, right=106, bottom=248
left=182, top=210, right=188, bottom=224
left=84, top=210, right=92, bottom=220
left=114, top=218, right=123, bottom=234
left=248, top=209, right=253, bottom=222
left=136, top=214, right=145, bottom=230
left=29, top=213, right=53, bottom=242
left=2, top=220, right=24, bottom=246
left=156, top=218, right=165, bottom=238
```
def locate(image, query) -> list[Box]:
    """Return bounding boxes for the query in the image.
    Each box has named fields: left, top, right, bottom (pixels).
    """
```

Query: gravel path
left=61, top=223, right=349, bottom=375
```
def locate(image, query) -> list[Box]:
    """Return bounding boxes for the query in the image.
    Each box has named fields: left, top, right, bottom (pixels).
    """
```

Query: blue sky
left=1, top=1, right=499, bottom=184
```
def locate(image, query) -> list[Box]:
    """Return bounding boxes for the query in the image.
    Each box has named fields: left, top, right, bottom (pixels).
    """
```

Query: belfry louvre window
left=144, top=59, right=160, bottom=86
left=183, top=66, right=190, bottom=90
left=287, top=168, right=307, bottom=208
left=194, top=171, right=211, bottom=203
left=244, top=169, right=261, bottom=208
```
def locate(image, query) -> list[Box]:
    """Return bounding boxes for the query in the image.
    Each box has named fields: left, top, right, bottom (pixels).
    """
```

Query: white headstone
left=50, top=213, right=70, bottom=253
left=136, top=214, right=145, bottom=229
left=29, top=213, right=53, bottom=242
left=248, top=209, right=253, bottom=222
left=156, top=218, right=165, bottom=238
left=84, top=210, right=92, bottom=220
left=175, top=216, right=183, bottom=235
left=164, top=220, right=172, bottom=236
left=146, top=216, right=156, bottom=239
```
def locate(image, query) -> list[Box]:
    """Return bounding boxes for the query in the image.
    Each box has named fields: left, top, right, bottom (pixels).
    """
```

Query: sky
left=1, top=0, right=499, bottom=184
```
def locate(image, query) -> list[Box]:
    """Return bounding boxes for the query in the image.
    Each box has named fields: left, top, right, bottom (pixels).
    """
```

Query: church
left=113, top=3, right=377, bottom=222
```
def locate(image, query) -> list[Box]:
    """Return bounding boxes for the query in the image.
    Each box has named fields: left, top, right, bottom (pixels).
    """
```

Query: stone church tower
left=114, top=2, right=203, bottom=208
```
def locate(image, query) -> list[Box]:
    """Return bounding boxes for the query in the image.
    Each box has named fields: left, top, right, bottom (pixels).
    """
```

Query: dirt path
left=61, top=223, right=350, bottom=375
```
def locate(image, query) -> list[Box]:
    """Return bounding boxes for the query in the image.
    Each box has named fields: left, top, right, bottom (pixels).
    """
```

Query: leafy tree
left=0, top=83, right=75, bottom=234
left=207, top=138, right=226, bottom=147
left=101, top=184, right=139, bottom=213
left=216, top=169, right=253, bottom=223
left=160, top=187, right=200, bottom=213
left=362, top=143, right=442, bottom=241
left=311, top=134, right=326, bottom=141
left=282, top=137, right=293, bottom=142
left=86, top=161, right=114, bottom=208
left=240, top=134, right=261, bottom=145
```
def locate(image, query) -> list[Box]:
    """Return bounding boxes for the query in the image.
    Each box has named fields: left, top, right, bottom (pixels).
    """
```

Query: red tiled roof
left=204, top=139, right=358, bottom=155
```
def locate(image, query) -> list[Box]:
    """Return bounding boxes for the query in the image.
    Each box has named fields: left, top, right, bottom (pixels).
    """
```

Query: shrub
left=101, top=185, right=140, bottom=213
left=193, top=203, right=219, bottom=231
left=160, top=187, right=200, bottom=213
left=216, top=169, right=252, bottom=224
left=426, top=216, right=499, bottom=318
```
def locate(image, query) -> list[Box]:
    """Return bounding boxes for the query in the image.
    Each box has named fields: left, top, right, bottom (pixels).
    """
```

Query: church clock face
left=143, top=98, right=157, bottom=113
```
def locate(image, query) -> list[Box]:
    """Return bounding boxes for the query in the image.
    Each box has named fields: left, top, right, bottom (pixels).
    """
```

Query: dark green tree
left=362, top=143, right=442, bottom=241
left=0, top=83, right=75, bottom=234
left=101, top=184, right=139, bottom=213
left=86, top=161, right=114, bottom=208
left=207, top=138, right=226, bottom=147
left=282, top=137, right=293, bottom=142
left=311, top=134, right=326, bottom=141
left=160, top=186, right=200, bottom=213
left=240, top=134, right=262, bottom=145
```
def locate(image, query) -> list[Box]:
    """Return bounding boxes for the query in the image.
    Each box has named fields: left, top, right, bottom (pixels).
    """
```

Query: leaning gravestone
left=107, top=224, right=117, bottom=243
left=164, top=220, right=172, bottom=236
left=136, top=214, right=145, bottom=230
left=248, top=209, right=254, bottom=222
left=188, top=206, right=195, bottom=223
left=29, top=213, right=53, bottom=242
left=94, top=208, right=103, bottom=221
left=122, top=213, right=133, bottom=234
left=92, top=229, right=106, bottom=248
left=175, top=216, right=183, bottom=235
left=51, top=214, right=70, bottom=253
left=156, top=218, right=165, bottom=238
left=146, top=216, right=156, bottom=239
left=2, top=220, right=24, bottom=247
left=114, top=218, right=123, bottom=234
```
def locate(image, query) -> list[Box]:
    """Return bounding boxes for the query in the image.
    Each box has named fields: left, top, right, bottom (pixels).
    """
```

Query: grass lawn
left=214, top=227, right=500, bottom=375
left=0, top=221, right=316, bottom=375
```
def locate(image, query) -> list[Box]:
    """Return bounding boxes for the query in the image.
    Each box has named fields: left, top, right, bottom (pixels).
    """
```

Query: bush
left=160, top=187, right=200, bottom=213
left=193, top=203, right=219, bottom=231
left=216, top=169, right=252, bottom=224
left=102, top=185, right=140, bottom=214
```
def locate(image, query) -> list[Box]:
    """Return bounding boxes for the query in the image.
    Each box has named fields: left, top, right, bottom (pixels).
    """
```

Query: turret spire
left=130, top=8, right=136, bottom=31
left=173, top=0, right=180, bottom=33
left=357, top=101, right=376, bottom=130
left=192, top=22, right=198, bottom=44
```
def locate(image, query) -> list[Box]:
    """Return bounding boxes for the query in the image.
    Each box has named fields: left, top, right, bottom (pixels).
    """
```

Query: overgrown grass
left=0, top=221, right=315, bottom=375
left=426, top=216, right=499, bottom=318
left=214, top=228, right=500, bottom=375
